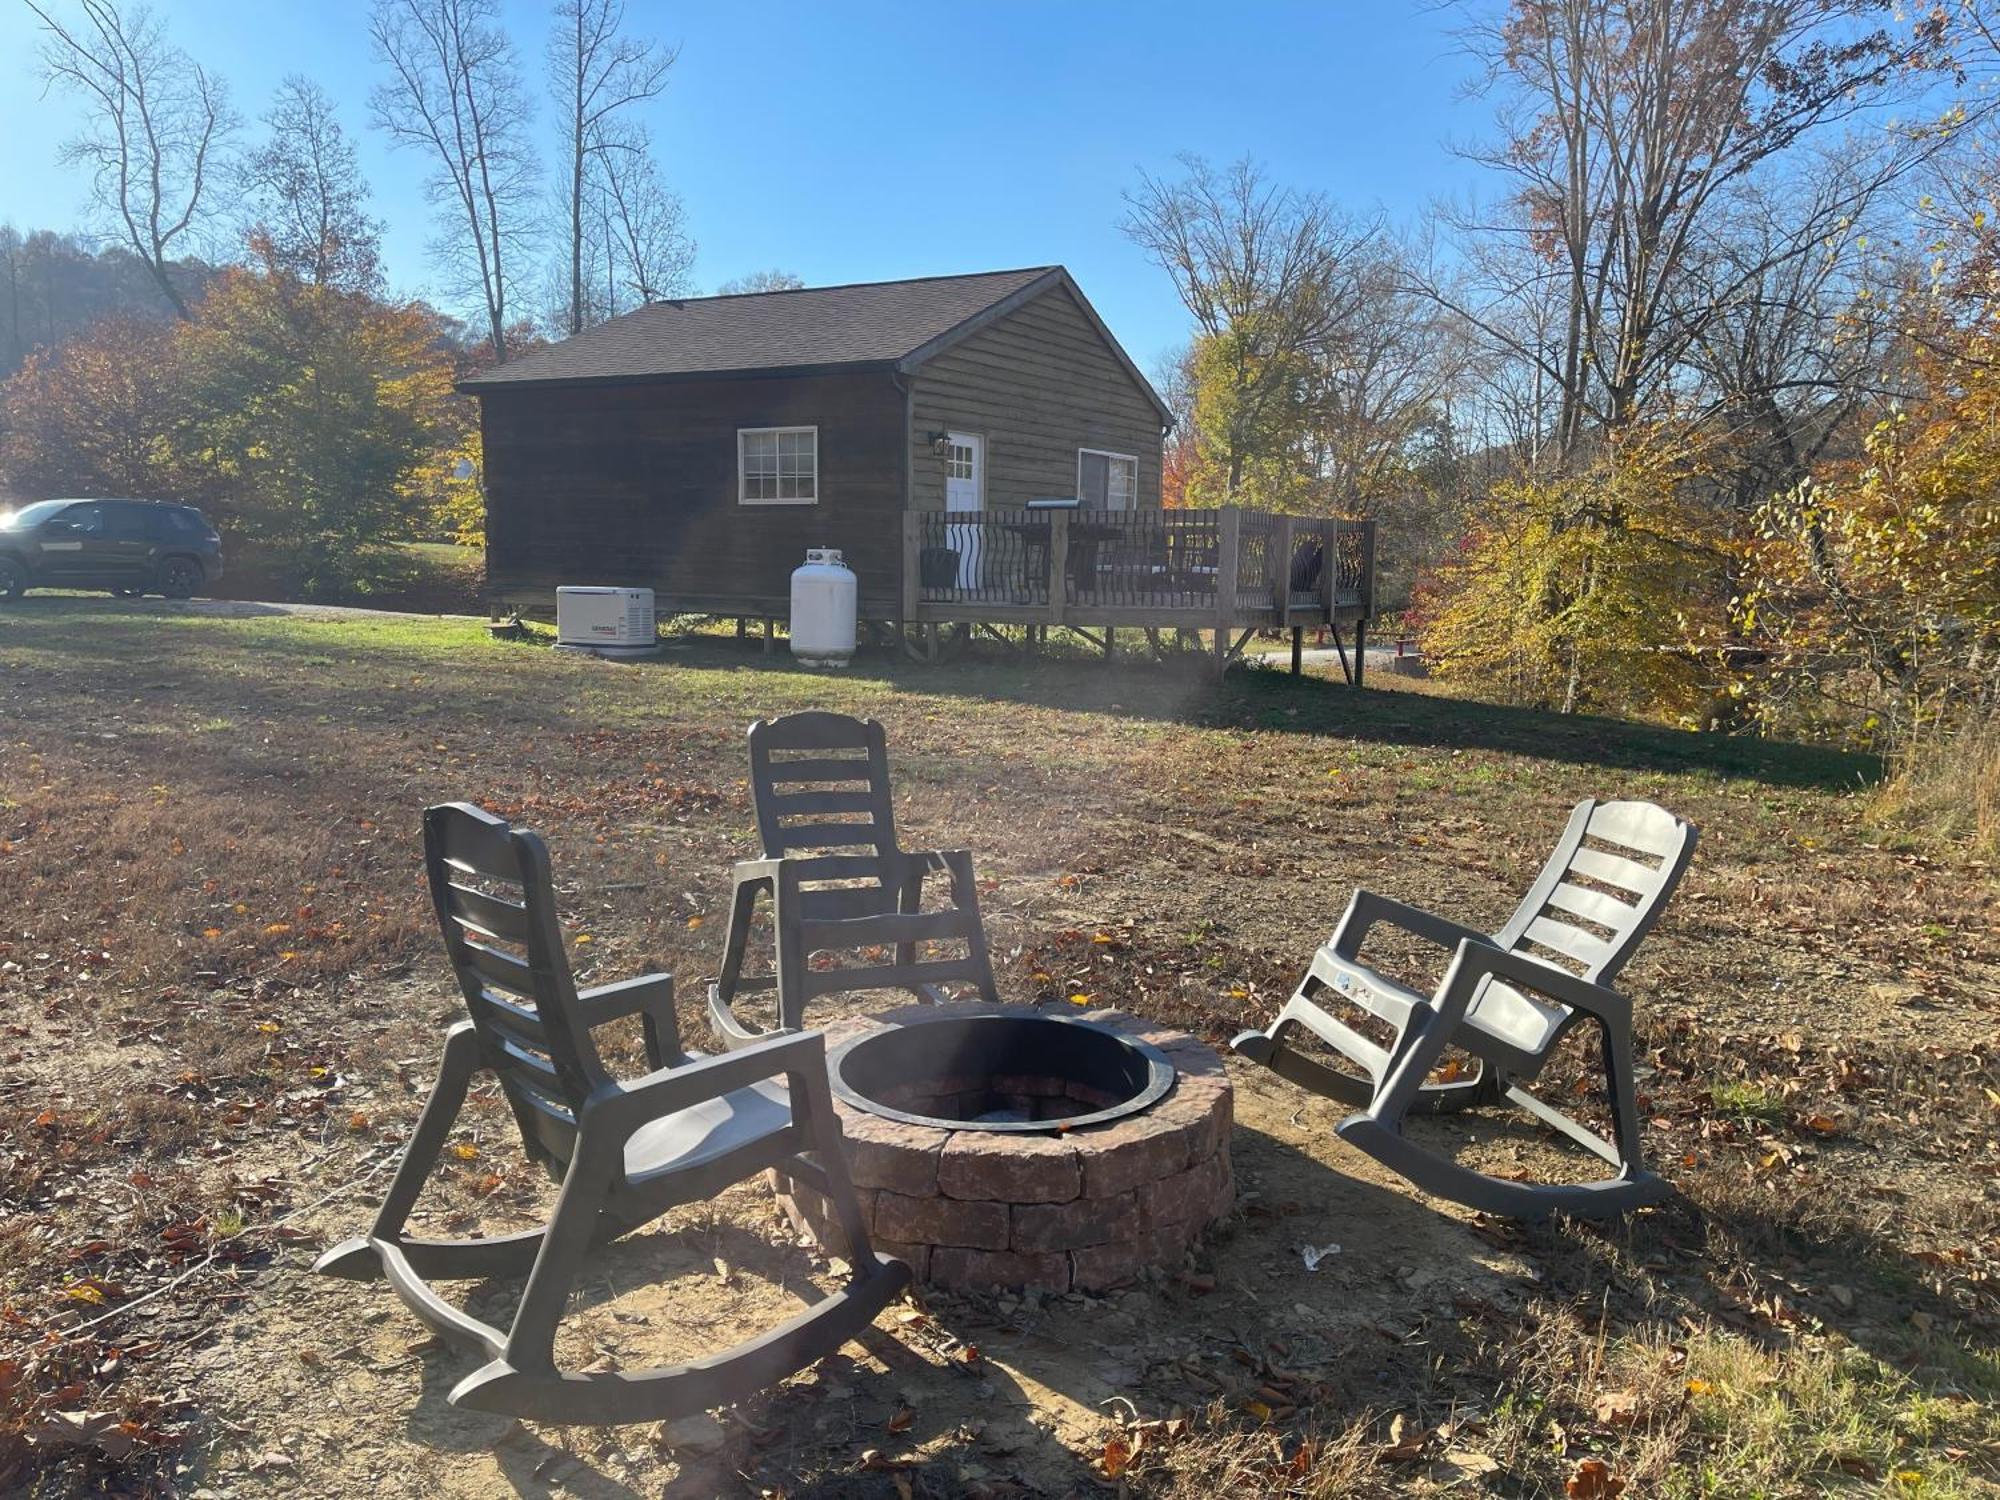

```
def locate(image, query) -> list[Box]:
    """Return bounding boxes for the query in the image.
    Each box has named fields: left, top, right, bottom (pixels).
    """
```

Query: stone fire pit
left=771, top=1004, right=1232, bottom=1293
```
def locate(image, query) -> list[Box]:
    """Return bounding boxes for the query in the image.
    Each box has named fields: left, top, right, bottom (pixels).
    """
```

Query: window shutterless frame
left=738, top=425, right=819, bottom=506
left=1076, top=447, right=1138, bottom=510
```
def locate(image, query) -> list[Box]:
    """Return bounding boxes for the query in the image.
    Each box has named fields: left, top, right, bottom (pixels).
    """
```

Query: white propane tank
left=789, top=547, right=858, bottom=667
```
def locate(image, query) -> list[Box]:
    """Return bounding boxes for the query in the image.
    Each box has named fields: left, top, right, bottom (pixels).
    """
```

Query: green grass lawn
left=0, top=598, right=1993, bottom=1498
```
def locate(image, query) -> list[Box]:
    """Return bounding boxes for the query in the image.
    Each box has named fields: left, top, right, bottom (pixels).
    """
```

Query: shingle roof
left=460, top=266, right=1061, bottom=389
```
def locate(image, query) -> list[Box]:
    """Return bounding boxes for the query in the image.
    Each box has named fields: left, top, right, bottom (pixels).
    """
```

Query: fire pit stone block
left=939, top=1132, right=1082, bottom=1204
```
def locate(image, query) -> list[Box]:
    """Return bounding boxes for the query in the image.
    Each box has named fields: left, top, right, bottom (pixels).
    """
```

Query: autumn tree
left=1424, top=426, right=1728, bottom=719
left=1123, top=155, right=1375, bottom=503
left=174, top=259, right=461, bottom=596
left=241, top=77, right=383, bottom=293
left=26, top=0, right=237, bottom=321
left=370, top=0, right=538, bottom=362
left=0, top=316, right=188, bottom=495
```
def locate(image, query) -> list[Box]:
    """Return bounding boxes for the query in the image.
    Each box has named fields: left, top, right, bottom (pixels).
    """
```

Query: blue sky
left=0, top=1, right=1492, bottom=371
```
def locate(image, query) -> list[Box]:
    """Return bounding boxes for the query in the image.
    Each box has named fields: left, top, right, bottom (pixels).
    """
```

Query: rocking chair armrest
left=728, top=857, right=785, bottom=890
left=1435, top=940, right=1629, bottom=1025
left=1335, top=888, right=1493, bottom=959
left=576, top=972, right=683, bottom=1066
left=583, top=1028, right=826, bottom=1137
left=882, top=847, right=979, bottom=901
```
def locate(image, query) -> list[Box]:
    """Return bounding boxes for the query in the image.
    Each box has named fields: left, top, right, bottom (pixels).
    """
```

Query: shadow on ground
left=2, top=597, right=1878, bottom=793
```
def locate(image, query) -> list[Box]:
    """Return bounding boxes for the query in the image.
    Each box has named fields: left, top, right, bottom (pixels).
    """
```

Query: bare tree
left=1122, top=154, right=1375, bottom=497
left=596, top=140, right=693, bottom=307
left=1429, top=0, right=1956, bottom=466
left=547, top=0, right=682, bottom=334
left=1305, top=242, right=1471, bottom=505
left=241, top=77, right=382, bottom=292
left=716, top=269, right=805, bottom=295
left=26, top=0, right=236, bottom=321
left=370, top=0, right=538, bottom=362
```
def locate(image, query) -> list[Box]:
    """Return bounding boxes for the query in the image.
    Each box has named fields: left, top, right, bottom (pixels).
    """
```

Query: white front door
left=943, top=431, right=984, bottom=589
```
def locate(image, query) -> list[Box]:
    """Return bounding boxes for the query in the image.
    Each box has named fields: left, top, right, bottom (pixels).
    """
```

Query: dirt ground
left=1, top=599, right=1996, bottom=1497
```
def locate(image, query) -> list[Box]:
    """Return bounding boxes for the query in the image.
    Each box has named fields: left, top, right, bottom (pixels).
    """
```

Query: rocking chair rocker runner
left=315, top=803, right=910, bottom=1425
left=708, top=712, right=1000, bottom=1047
left=1234, top=799, right=1697, bottom=1220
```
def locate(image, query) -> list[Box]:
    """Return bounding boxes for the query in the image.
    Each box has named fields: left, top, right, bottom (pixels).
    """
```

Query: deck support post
left=1103, top=627, right=1115, bottom=661
left=1327, top=625, right=1352, bottom=685
left=1277, top=516, right=1296, bottom=632
left=1047, top=511, right=1070, bottom=628
left=735, top=617, right=747, bottom=641
left=1354, top=621, right=1367, bottom=688
left=763, top=617, right=775, bottom=655
left=1213, top=506, right=1242, bottom=677
left=901, top=511, right=922, bottom=625
left=1291, top=627, right=1303, bottom=676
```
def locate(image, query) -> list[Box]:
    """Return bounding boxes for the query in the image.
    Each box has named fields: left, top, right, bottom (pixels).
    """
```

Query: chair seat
left=1321, top=948, right=1567, bottom=1060
left=623, top=1078, right=791, bottom=1185
left=1466, top=974, right=1569, bottom=1057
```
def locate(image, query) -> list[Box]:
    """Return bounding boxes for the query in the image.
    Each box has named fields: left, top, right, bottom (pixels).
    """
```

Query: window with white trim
left=1077, top=448, right=1136, bottom=509
left=738, top=426, right=818, bottom=504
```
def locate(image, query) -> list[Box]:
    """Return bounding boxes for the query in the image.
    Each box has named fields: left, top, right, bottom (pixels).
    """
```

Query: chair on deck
left=315, top=802, right=909, bottom=1425
left=708, top=712, right=1001, bottom=1047
left=1233, top=800, right=1697, bottom=1220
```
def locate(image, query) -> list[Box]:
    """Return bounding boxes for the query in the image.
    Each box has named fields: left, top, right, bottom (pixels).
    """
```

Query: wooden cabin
left=464, top=266, right=1378, bottom=674
left=462, top=266, right=1174, bottom=622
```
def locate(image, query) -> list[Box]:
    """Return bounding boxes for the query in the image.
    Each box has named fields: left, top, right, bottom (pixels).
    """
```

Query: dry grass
left=1, top=598, right=1997, bottom=1497
left=1875, top=712, right=2000, bottom=860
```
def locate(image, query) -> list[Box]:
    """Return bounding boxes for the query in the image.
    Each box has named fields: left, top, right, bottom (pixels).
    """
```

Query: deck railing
left=903, top=505, right=1372, bottom=628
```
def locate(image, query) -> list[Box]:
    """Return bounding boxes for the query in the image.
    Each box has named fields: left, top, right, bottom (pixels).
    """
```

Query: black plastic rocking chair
left=314, top=803, right=910, bottom=1425
left=1233, top=799, right=1697, bottom=1220
left=708, top=712, right=1000, bottom=1048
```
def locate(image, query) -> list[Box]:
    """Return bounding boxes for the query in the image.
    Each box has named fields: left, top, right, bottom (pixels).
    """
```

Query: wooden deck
left=900, top=505, right=1375, bottom=678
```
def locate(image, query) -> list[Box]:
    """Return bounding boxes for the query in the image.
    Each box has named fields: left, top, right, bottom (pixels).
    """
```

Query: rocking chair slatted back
left=425, top=802, right=605, bottom=1171
left=1474, top=799, right=1696, bottom=1054
left=749, top=712, right=901, bottom=919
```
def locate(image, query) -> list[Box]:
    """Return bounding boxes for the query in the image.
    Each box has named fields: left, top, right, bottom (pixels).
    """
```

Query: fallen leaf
left=1592, top=1390, right=1642, bottom=1427
left=1565, top=1458, right=1626, bottom=1499
left=1098, top=1435, right=1133, bottom=1477
left=886, top=1404, right=916, bottom=1434
left=1379, top=1411, right=1428, bottom=1462
left=1429, top=1449, right=1501, bottom=1485
left=450, top=1142, right=479, bottom=1161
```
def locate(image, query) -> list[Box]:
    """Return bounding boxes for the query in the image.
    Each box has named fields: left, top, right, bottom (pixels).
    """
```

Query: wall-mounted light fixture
left=928, top=430, right=952, bottom=455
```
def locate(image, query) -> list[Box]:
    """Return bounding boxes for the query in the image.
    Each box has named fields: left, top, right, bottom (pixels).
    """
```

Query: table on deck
left=1003, top=519, right=1141, bottom=600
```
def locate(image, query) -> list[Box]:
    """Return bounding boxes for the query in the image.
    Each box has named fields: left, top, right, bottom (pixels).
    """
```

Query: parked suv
left=0, top=498, right=223, bottom=601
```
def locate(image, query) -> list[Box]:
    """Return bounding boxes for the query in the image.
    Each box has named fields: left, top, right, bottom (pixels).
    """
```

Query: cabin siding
left=908, top=284, right=1164, bottom=511
left=481, top=370, right=908, bottom=617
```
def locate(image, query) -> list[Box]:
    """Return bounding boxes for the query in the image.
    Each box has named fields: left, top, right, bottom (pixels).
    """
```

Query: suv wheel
left=0, top=555, right=25, bottom=602
left=158, top=558, right=202, bottom=600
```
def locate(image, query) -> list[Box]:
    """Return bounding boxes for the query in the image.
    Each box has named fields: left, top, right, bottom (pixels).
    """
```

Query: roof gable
left=458, top=266, right=1172, bottom=424
left=460, top=267, right=1056, bottom=390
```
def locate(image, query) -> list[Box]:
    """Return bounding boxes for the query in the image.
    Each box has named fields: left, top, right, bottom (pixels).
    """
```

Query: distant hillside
left=0, top=227, right=216, bottom=377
